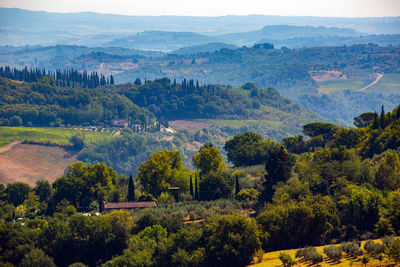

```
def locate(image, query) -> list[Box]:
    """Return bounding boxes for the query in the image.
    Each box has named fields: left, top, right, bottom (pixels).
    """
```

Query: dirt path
left=357, top=73, right=384, bottom=92
left=0, top=140, right=22, bottom=154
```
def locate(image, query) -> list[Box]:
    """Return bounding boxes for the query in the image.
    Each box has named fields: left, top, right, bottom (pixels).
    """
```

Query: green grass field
left=366, top=73, right=400, bottom=95
left=317, top=76, right=371, bottom=94
left=0, top=126, right=114, bottom=146
left=251, top=239, right=396, bottom=267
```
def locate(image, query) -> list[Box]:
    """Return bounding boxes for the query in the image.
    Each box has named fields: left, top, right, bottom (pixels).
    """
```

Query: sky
left=0, top=0, right=399, bottom=17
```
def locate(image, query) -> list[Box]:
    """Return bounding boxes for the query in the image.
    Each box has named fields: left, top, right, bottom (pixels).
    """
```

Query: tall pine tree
left=127, top=174, right=135, bottom=202
left=380, top=105, right=386, bottom=129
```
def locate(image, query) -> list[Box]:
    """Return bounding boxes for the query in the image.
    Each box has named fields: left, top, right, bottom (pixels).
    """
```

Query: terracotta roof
left=104, top=201, right=156, bottom=210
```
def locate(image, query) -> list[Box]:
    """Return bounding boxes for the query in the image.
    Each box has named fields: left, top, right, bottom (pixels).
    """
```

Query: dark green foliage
left=199, top=172, right=233, bottom=201
left=189, top=175, right=194, bottom=197
left=195, top=174, right=199, bottom=201
left=302, top=122, right=338, bottom=144
left=380, top=105, right=386, bottom=129
left=34, top=180, right=52, bottom=203
left=127, top=175, right=135, bottom=202
left=282, top=135, right=307, bottom=154
left=224, top=132, right=281, bottom=167
left=354, top=112, right=375, bottom=128
left=203, top=213, right=261, bottom=267
left=70, top=134, right=85, bottom=150
left=235, top=174, right=240, bottom=196
left=119, top=77, right=307, bottom=121
left=0, top=76, right=153, bottom=127
left=262, top=146, right=294, bottom=202
left=41, top=210, right=133, bottom=266
left=4, top=182, right=31, bottom=206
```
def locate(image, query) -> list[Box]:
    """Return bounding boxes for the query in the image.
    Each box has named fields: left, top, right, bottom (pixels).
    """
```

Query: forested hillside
left=1, top=105, right=400, bottom=267
left=2, top=44, right=399, bottom=124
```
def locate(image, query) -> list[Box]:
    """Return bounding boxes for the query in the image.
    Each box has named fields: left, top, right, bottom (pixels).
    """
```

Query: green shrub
left=279, top=252, right=296, bottom=267
left=324, top=245, right=342, bottom=262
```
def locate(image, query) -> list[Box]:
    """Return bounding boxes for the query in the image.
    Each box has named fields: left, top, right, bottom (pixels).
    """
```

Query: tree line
left=0, top=66, right=114, bottom=89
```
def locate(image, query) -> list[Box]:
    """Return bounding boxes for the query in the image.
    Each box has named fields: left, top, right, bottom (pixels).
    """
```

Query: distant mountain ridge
left=1, top=7, right=400, bottom=48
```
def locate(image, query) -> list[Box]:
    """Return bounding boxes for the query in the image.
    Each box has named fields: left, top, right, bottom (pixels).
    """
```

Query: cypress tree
left=195, top=173, right=199, bottom=201
left=396, top=106, right=400, bottom=120
left=110, top=75, right=115, bottom=85
left=380, top=105, right=386, bottom=129
left=190, top=175, right=194, bottom=197
left=46, top=197, right=54, bottom=216
left=372, top=112, right=379, bottom=130
left=98, top=194, right=104, bottom=213
left=127, top=174, right=135, bottom=202
left=235, top=174, right=240, bottom=197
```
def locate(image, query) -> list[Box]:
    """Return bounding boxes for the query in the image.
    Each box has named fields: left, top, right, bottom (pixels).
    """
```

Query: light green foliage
left=0, top=126, right=113, bottom=146
left=380, top=189, right=400, bottom=235
left=192, top=144, right=226, bottom=176
left=53, top=161, right=118, bottom=208
left=23, top=192, right=40, bottom=214
left=375, top=150, right=400, bottom=190
left=104, top=225, right=173, bottom=267
left=137, top=149, right=191, bottom=197
left=19, top=248, right=56, bottom=267
left=337, top=184, right=383, bottom=231
left=237, top=188, right=260, bottom=201
left=257, top=195, right=339, bottom=250
left=272, top=177, right=311, bottom=203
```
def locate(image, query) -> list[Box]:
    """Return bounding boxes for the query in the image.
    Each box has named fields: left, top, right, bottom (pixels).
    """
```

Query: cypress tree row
left=0, top=66, right=114, bottom=88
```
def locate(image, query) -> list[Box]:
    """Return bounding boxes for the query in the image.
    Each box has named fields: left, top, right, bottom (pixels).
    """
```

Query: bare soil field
left=309, top=70, right=348, bottom=82
left=0, top=143, right=77, bottom=186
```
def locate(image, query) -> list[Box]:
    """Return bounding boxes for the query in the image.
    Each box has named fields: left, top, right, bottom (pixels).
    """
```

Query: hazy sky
left=0, top=0, right=399, bottom=17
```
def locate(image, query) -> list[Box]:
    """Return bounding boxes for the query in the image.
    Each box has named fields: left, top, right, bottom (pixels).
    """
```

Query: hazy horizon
left=0, top=0, right=399, bottom=18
